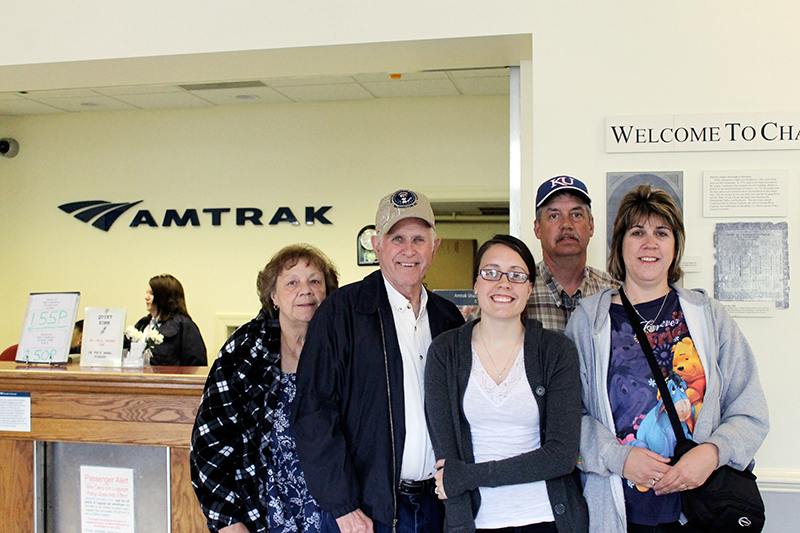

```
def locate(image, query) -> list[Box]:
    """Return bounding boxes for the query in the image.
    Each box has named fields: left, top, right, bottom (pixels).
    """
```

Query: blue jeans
left=374, top=491, right=443, bottom=533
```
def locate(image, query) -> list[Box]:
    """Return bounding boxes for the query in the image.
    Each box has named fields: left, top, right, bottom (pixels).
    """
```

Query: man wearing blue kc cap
left=527, top=176, right=619, bottom=332
left=293, top=189, right=464, bottom=533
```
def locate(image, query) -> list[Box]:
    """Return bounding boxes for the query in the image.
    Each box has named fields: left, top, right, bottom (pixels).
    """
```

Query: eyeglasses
left=479, top=268, right=530, bottom=284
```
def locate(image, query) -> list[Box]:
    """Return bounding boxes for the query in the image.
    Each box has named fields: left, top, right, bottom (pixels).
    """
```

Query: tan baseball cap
left=375, top=189, right=435, bottom=234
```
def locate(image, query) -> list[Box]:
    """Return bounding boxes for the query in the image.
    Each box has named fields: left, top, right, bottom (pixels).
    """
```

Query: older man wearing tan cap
left=293, top=190, right=464, bottom=533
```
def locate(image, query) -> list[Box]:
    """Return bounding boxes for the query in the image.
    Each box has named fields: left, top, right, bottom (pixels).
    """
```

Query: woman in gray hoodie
left=565, top=186, right=768, bottom=533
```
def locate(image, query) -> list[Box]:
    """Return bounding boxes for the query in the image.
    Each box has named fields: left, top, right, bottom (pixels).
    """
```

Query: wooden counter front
left=0, top=362, right=210, bottom=532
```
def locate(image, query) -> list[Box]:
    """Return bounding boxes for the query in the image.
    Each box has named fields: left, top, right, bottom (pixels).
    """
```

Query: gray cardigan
left=564, top=285, right=769, bottom=533
left=425, top=318, right=589, bottom=533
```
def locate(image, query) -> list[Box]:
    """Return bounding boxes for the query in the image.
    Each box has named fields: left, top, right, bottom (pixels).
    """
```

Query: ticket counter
left=0, top=361, right=208, bottom=532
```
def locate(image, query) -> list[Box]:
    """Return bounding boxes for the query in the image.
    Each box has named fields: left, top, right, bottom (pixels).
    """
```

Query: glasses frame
left=478, top=268, right=530, bottom=284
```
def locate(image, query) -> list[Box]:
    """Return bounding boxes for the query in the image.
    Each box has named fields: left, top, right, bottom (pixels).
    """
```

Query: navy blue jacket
left=133, top=314, right=207, bottom=366
left=292, top=270, right=464, bottom=526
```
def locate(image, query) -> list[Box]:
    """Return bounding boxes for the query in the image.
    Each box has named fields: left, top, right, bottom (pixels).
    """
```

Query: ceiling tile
left=189, top=86, right=291, bottom=105
left=447, top=67, right=509, bottom=78
left=353, top=71, right=449, bottom=83
left=0, top=68, right=510, bottom=115
left=360, top=79, right=459, bottom=98
left=94, top=85, right=184, bottom=96
left=112, top=92, right=213, bottom=109
left=28, top=95, right=138, bottom=112
left=451, top=76, right=509, bottom=95
left=0, top=99, right=65, bottom=115
left=274, top=83, right=374, bottom=102
left=0, top=92, right=25, bottom=101
left=21, top=88, right=100, bottom=99
left=266, top=75, right=356, bottom=87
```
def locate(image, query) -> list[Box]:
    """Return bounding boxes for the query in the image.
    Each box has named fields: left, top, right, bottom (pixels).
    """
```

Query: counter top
left=0, top=361, right=209, bottom=396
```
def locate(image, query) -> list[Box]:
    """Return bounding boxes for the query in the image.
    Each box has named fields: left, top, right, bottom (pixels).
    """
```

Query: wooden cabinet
left=0, top=362, right=209, bottom=532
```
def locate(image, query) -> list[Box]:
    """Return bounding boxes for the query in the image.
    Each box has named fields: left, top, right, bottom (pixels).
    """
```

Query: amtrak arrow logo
left=58, top=200, right=143, bottom=232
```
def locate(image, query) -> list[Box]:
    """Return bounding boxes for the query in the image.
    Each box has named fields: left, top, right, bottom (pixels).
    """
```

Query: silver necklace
left=631, top=291, right=669, bottom=333
left=478, top=326, right=521, bottom=381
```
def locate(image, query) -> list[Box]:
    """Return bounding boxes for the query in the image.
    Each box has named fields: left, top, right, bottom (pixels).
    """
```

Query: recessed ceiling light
left=235, top=94, right=259, bottom=101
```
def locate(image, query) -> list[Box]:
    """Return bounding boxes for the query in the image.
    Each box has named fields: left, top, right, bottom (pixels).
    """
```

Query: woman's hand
left=335, top=509, right=374, bottom=533
left=622, top=447, right=671, bottom=488
left=655, top=443, right=719, bottom=495
left=434, top=459, right=448, bottom=500
left=219, top=523, right=250, bottom=533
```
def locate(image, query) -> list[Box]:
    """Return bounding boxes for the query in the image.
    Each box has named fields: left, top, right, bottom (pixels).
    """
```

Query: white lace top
left=462, top=343, right=554, bottom=528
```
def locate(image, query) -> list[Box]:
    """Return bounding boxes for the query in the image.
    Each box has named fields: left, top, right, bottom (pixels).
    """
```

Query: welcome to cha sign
left=606, top=113, right=800, bottom=153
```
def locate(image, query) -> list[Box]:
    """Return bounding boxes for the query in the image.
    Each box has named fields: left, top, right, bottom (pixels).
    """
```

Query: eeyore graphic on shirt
left=628, top=372, right=694, bottom=491
left=633, top=371, right=693, bottom=456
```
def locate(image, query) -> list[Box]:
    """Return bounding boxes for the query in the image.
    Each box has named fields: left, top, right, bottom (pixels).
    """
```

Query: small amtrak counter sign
left=58, top=200, right=333, bottom=232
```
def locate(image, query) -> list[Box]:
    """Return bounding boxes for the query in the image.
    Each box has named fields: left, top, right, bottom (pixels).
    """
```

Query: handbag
left=619, top=288, right=765, bottom=532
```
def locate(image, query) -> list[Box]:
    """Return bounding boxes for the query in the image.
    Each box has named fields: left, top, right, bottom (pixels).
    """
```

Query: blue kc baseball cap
left=535, top=176, right=592, bottom=209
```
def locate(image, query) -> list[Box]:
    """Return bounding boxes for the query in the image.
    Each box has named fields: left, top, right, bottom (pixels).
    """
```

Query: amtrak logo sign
left=59, top=200, right=333, bottom=232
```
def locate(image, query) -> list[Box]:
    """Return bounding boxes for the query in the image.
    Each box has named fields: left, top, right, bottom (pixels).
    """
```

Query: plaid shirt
left=526, top=261, right=620, bottom=333
left=190, top=310, right=281, bottom=533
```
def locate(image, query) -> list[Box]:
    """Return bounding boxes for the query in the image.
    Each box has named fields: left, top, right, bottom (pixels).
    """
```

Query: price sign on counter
left=17, top=292, right=81, bottom=364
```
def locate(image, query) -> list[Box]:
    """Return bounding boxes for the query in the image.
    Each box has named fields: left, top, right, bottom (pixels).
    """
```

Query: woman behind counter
left=425, top=234, right=587, bottom=533
left=565, top=185, right=769, bottom=533
left=191, top=244, right=339, bottom=533
left=133, top=273, right=207, bottom=366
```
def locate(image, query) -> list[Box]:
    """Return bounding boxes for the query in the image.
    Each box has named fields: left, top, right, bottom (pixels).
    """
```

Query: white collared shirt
left=383, top=276, right=436, bottom=481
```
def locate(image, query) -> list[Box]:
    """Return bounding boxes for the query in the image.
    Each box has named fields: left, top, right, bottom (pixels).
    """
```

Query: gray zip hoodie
left=564, top=285, right=769, bottom=533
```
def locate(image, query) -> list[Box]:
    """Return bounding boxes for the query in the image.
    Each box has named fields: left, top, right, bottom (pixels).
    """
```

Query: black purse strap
left=618, top=288, right=690, bottom=447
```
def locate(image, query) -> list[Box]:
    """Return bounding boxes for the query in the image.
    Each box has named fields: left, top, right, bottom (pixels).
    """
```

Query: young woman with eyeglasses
left=425, top=234, right=588, bottom=533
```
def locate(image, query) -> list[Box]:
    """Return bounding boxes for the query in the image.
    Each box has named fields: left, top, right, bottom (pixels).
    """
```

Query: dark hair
left=473, top=234, right=537, bottom=285
left=149, top=274, right=191, bottom=322
left=608, top=185, right=685, bottom=284
left=257, top=244, right=340, bottom=318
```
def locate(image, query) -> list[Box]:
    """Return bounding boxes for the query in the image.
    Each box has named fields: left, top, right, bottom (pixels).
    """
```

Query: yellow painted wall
left=0, top=95, right=509, bottom=353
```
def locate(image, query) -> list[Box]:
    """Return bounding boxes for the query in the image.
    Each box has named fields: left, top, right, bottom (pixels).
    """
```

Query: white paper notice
left=714, top=222, right=789, bottom=308
left=703, top=170, right=788, bottom=217
left=721, top=302, right=776, bottom=318
left=0, top=392, right=31, bottom=432
left=81, top=466, right=135, bottom=533
left=81, top=307, right=127, bottom=368
left=680, top=256, right=702, bottom=273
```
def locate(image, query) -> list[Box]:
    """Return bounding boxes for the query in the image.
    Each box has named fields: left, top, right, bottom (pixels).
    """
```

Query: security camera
left=0, top=138, right=19, bottom=158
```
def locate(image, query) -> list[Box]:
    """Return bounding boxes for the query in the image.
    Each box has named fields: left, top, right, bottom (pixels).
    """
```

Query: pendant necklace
left=478, top=325, right=521, bottom=381
left=632, top=291, right=669, bottom=333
